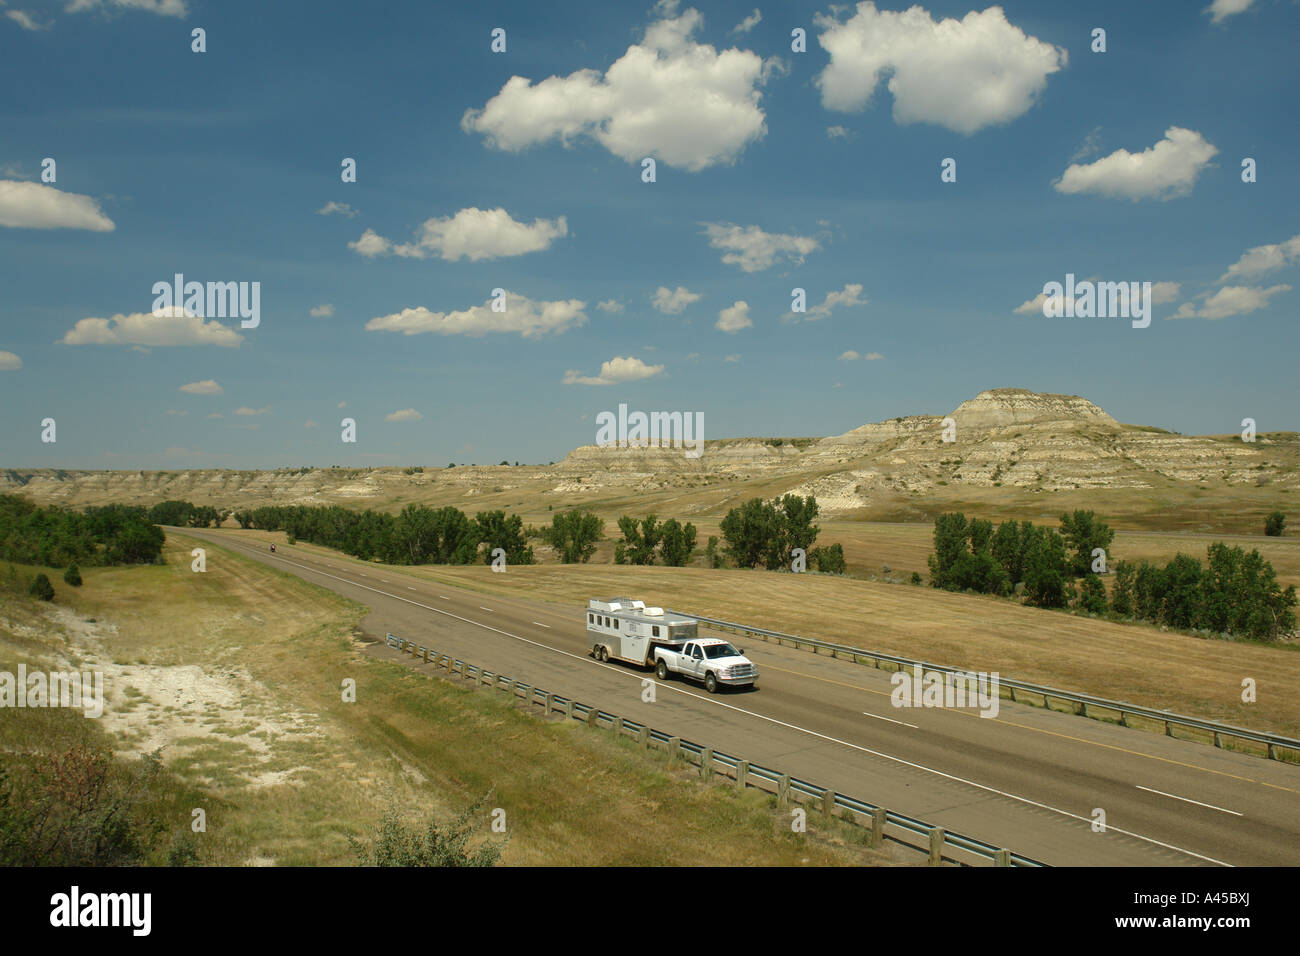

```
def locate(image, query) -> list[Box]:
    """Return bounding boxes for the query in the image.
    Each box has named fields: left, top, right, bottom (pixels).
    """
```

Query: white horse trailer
left=587, top=597, right=699, bottom=667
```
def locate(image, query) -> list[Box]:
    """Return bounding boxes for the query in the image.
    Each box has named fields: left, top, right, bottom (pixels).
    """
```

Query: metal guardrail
left=384, top=631, right=1045, bottom=867
left=671, top=611, right=1300, bottom=761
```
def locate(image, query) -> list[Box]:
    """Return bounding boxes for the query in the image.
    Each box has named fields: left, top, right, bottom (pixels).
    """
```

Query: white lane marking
left=440, top=596, right=450, bottom=600
left=864, top=711, right=918, bottom=730
left=199, top=536, right=1231, bottom=867
left=407, top=587, right=417, bottom=591
left=480, top=606, right=494, bottom=612
left=1136, top=786, right=1242, bottom=816
left=533, top=622, right=551, bottom=629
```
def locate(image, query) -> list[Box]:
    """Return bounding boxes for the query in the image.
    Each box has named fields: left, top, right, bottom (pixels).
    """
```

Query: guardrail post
left=1267, top=742, right=1275, bottom=760
left=1077, top=701, right=1087, bottom=717
left=870, top=808, right=885, bottom=847
left=508, top=679, right=517, bottom=697
left=822, top=788, right=834, bottom=820
left=1212, top=731, right=1221, bottom=748
left=613, top=716, right=624, bottom=737
left=736, top=759, right=749, bottom=792
left=544, top=693, right=555, bottom=715
left=564, top=699, right=573, bottom=720
left=929, top=828, right=945, bottom=866
left=422, top=647, right=429, bottom=663
left=445, top=656, right=454, bottom=674
left=994, top=849, right=1011, bottom=867
left=1009, top=686, right=1017, bottom=703
left=701, top=747, right=713, bottom=781
left=1118, top=710, right=1128, bottom=727
left=586, top=706, right=598, bottom=727
left=777, top=774, right=790, bottom=806
left=1165, top=719, right=1172, bottom=737
left=668, top=737, right=681, bottom=765
left=638, top=726, right=649, bottom=749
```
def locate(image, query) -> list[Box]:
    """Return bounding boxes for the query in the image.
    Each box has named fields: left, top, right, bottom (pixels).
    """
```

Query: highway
left=179, top=528, right=1300, bottom=866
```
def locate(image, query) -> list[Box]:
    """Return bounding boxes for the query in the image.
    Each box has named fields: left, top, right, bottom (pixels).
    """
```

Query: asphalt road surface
left=178, top=528, right=1300, bottom=867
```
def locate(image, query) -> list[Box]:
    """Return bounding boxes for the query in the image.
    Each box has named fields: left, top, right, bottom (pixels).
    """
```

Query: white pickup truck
left=654, top=638, right=758, bottom=693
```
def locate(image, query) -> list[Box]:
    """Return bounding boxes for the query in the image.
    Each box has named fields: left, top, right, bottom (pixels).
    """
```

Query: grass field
left=0, top=542, right=896, bottom=866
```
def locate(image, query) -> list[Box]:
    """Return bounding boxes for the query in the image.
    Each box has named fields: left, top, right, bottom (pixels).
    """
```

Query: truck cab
left=653, top=637, right=758, bottom=693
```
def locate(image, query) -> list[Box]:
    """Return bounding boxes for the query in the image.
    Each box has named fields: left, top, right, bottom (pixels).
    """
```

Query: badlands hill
left=4, top=388, right=1297, bottom=531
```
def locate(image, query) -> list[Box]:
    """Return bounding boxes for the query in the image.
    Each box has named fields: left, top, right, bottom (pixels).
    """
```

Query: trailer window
left=669, top=623, right=698, bottom=640
left=652, top=625, right=660, bottom=638
left=603, top=617, right=610, bottom=627
left=614, top=619, right=619, bottom=629
left=588, top=613, right=594, bottom=623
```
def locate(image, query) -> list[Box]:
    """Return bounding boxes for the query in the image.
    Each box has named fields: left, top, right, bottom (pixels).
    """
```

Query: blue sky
left=1, top=0, right=1297, bottom=469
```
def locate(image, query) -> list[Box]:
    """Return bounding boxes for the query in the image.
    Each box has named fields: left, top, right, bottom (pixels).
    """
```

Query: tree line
left=927, top=510, right=1296, bottom=640
left=0, top=495, right=165, bottom=568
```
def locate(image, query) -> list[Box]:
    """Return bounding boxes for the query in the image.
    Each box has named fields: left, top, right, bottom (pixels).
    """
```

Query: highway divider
left=672, top=610, right=1300, bottom=762
left=384, top=631, right=1045, bottom=867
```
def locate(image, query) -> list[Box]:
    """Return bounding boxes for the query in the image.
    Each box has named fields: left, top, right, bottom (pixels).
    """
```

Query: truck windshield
left=703, top=643, right=740, bottom=659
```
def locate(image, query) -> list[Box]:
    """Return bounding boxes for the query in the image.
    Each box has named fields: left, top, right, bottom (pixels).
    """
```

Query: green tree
left=1110, top=561, right=1136, bottom=616
left=29, top=573, right=54, bottom=601
left=659, top=519, right=697, bottom=567
left=474, top=510, right=533, bottom=565
left=1022, top=528, right=1070, bottom=608
left=1265, top=511, right=1286, bottom=536
left=63, top=563, right=82, bottom=587
left=1159, top=554, right=1204, bottom=629
left=542, top=510, right=603, bottom=563
left=1077, top=574, right=1108, bottom=614
left=810, top=542, right=846, bottom=574
left=705, top=535, right=722, bottom=569
left=1059, top=510, right=1115, bottom=577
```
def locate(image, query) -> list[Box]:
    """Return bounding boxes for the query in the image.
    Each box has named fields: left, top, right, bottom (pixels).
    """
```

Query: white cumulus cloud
left=1175, top=285, right=1291, bottom=320
left=317, top=201, right=357, bottom=218
left=0, top=180, right=114, bottom=231
left=716, top=301, right=752, bottom=333
left=365, top=292, right=587, bottom=339
left=815, top=2, right=1067, bottom=134
left=386, top=408, right=423, bottom=422
left=651, top=285, right=702, bottom=313
left=309, top=304, right=335, bottom=317
left=839, top=350, right=882, bottom=360
left=1054, top=127, right=1218, bottom=201
left=349, top=207, right=567, bottom=261
left=1206, top=0, right=1255, bottom=25
left=562, top=356, right=665, bottom=386
left=0, top=351, right=21, bottom=370
left=1218, top=235, right=1300, bottom=283
left=791, top=283, right=866, bottom=320
left=462, top=7, right=774, bottom=171
left=60, top=308, right=243, bottom=347
left=703, top=222, right=819, bottom=272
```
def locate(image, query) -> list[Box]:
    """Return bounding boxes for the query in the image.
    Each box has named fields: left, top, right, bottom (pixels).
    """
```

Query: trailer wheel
left=592, top=644, right=602, bottom=660
left=655, top=659, right=669, bottom=681
left=598, top=645, right=609, bottom=662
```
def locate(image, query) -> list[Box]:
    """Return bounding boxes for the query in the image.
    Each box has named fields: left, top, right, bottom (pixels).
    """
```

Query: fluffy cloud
left=1206, top=0, right=1254, bottom=25
left=349, top=207, right=567, bottom=261
left=651, top=285, right=701, bottom=313
left=385, top=408, right=423, bottom=422
left=562, top=356, right=665, bottom=386
left=791, top=283, right=866, bottom=320
left=1055, top=127, right=1218, bottom=201
left=1174, top=285, right=1291, bottom=320
left=462, top=8, right=773, bottom=171
left=179, top=379, right=223, bottom=395
left=596, top=299, right=625, bottom=313
left=0, top=180, right=114, bottom=231
left=1016, top=281, right=1179, bottom=315
left=716, top=301, right=752, bottom=333
left=815, top=3, right=1067, bottom=134
left=6, top=10, right=47, bottom=30
left=317, top=201, right=357, bottom=218
left=234, top=406, right=270, bottom=416
left=1219, top=235, right=1300, bottom=282
left=0, top=351, right=21, bottom=370
left=703, top=222, right=819, bottom=272
left=365, top=292, right=587, bottom=339
left=60, top=308, right=243, bottom=347
left=826, top=125, right=850, bottom=140
left=309, top=304, right=335, bottom=317
left=839, top=350, right=882, bottom=360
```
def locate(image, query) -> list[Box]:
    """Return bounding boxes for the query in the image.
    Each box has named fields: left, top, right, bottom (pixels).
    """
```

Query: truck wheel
left=655, top=659, right=669, bottom=681
left=705, top=672, right=718, bottom=693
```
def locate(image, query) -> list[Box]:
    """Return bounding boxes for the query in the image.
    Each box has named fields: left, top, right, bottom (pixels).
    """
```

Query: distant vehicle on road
left=586, top=597, right=757, bottom=692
